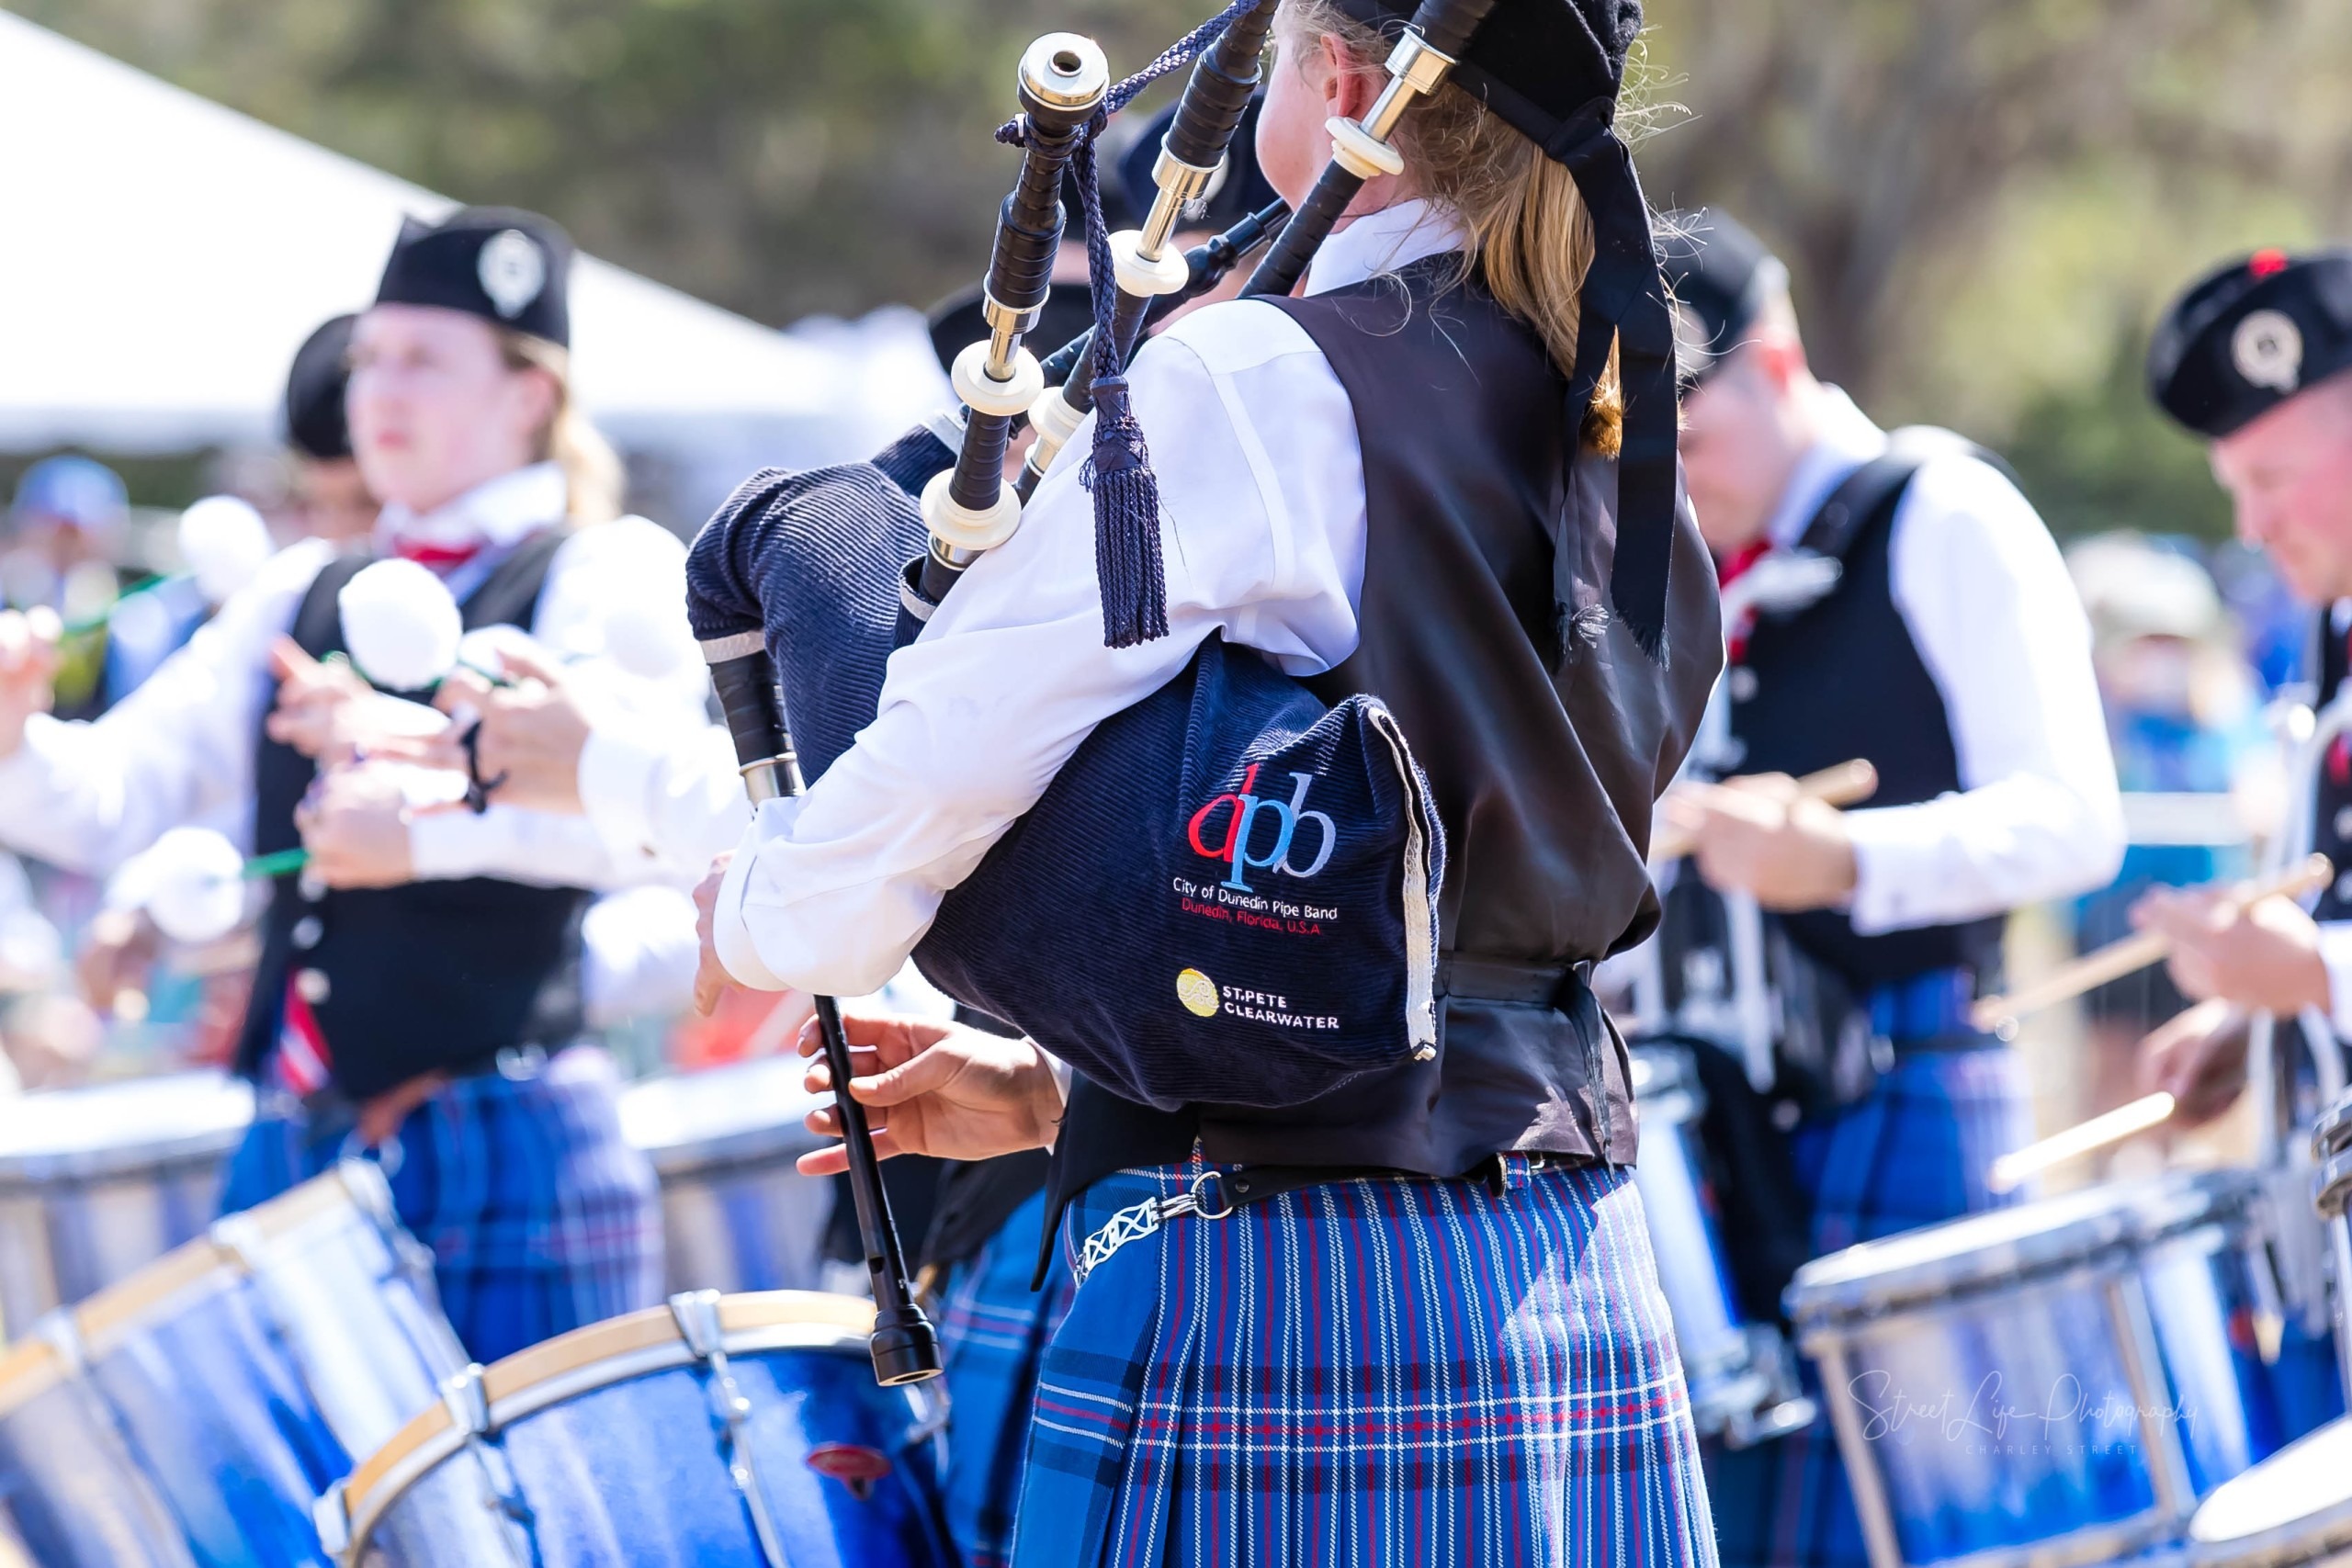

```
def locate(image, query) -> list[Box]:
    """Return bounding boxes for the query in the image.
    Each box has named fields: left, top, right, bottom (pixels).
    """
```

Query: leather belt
left=1437, top=953, right=1592, bottom=1006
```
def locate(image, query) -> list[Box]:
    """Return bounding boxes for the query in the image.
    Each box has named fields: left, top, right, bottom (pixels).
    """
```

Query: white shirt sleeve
left=576, top=721, right=750, bottom=874
left=0, top=540, right=334, bottom=875
left=714, top=300, right=1369, bottom=997
left=404, top=519, right=715, bottom=892
left=1843, top=456, right=2127, bottom=932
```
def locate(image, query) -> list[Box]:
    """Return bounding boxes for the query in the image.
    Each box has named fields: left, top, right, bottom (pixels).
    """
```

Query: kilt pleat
left=219, top=1046, right=664, bottom=1366
left=1012, top=1154, right=1719, bottom=1567
left=938, top=1187, right=1080, bottom=1568
left=1707, top=1043, right=2032, bottom=1568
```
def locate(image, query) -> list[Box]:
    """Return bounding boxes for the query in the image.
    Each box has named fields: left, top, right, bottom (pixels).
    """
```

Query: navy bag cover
left=686, top=454, right=1443, bottom=1111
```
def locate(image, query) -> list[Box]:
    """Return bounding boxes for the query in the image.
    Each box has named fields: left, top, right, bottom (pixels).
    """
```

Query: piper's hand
left=796, top=1004, right=1063, bottom=1174
left=693, top=854, right=736, bottom=1015
left=0, top=607, right=62, bottom=760
left=2131, top=882, right=2331, bottom=1016
left=295, top=763, right=418, bottom=888
left=1662, top=774, right=1859, bottom=911
left=2137, top=998, right=2249, bottom=1127
left=433, top=643, right=591, bottom=813
left=265, top=639, right=378, bottom=762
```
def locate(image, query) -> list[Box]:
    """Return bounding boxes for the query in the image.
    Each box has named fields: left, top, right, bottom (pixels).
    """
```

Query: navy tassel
left=1072, top=129, right=1170, bottom=646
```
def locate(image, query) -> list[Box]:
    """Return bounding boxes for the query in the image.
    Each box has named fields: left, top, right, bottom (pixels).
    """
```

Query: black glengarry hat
left=1329, top=0, right=1676, bottom=661
left=284, top=313, right=356, bottom=461
left=1657, top=208, right=1788, bottom=384
left=1121, top=92, right=1278, bottom=236
left=374, top=206, right=574, bottom=347
left=2149, top=248, right=2352, bottom=438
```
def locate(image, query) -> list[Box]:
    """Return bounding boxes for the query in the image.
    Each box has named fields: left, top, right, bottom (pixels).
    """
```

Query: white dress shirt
left=1756, top=389, right=2126, bottom=931
left=717, top=200, right=1469, bottom=997
left=0, top=463, right=704, bottom=891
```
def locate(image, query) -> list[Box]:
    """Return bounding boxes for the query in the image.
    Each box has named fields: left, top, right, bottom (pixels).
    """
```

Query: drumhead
left=1790, top=1169, right=2252, bottom=1326
left=2188, top=1416, right=2352, bottom=1566
left=342, top=1289, right=878, bottom=1553
left=0, top=1071, right=252, bottom=1186
left=619, top=1057, right=827, bottom=1173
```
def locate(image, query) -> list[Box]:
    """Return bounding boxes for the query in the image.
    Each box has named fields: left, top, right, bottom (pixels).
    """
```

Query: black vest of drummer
left=1054, top=261, right=1721, bottom=1196
left=1730, top=473, right=2007, bottom=990
left=234, top=538, right=588, bottom=1100
left=2310, top=610, right=2352, bottom=925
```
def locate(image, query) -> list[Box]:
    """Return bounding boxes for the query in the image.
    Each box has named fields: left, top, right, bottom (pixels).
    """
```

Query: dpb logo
left=1187, top=763, right=1336, bottom=893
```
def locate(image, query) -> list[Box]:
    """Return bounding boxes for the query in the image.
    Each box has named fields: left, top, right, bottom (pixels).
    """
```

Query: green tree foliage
left=19, top=0, right=2352, bottom=536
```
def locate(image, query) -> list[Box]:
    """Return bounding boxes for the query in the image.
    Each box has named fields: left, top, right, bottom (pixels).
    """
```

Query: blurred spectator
left=283, top=313, right=379, bottom=545
left=5, top=455, right=133, bottom=720
left=2066, top=533, right=2268, bottom=1116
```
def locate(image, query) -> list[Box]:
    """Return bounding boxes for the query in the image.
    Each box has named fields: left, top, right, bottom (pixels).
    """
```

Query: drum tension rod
left=672, top=1290, right=793, bottom=1568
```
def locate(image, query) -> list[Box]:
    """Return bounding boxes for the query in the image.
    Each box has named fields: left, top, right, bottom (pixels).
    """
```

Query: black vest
left=1730, top=448, right=2006, bottom=990
left=235, top=534, right=590, bottom=1099
left=2313, top=610, right=2352, bottom=924
left=1048, top=264, right=1721, bottom=1208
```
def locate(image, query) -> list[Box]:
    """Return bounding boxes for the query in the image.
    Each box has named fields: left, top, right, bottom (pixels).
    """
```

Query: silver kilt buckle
left=1071, top=1169, right=1234, bottom=1287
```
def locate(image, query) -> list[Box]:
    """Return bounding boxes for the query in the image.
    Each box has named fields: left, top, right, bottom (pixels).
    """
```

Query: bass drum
left=620, top=1057, right=832, bottom=1295
left=0, top=1161, right=466, bottom=1567
left=0, top=1072, right=253, bottom=1331
left=326, top=1290, right=954, bottom=1568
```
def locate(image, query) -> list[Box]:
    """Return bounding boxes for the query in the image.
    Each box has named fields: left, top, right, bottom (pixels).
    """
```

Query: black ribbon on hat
left=1544, top=97, right=1677, bottom=663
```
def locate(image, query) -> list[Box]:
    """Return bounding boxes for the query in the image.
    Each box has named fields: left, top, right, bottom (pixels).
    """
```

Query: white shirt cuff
left=1042, top=1048, right=1072, bottom=1150
left=715, top=830, right=792, bottom=990
left=2317, top=921, right=2352, bottom=1042
left=577, top=723, right=668, bottom=862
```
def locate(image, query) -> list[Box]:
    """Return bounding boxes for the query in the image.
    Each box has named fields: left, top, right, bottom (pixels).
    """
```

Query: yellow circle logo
left=1176, top=968, right=1219, bottom=1018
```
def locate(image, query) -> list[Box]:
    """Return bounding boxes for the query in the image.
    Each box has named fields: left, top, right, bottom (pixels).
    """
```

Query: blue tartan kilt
left=1707, top=1043, right=2033, bottom=1568
left=218, top=1046, right=664, bottom=1367
left=1012, top=1153, right=1719, bottom=1568
left=937, top=1188, right=1080, bottom=1568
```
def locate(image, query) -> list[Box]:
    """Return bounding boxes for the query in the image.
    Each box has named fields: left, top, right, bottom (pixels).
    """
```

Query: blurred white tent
left=0, top=11, right=946, bottom=524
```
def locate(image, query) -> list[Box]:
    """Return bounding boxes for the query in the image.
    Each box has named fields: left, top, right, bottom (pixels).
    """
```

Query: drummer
left=1657, top=209, right=2125, bottom=1566
left=2139, top=252, right=2352, bottom=1128
left=0, top=208, right=701, bottom=1363
left=282, top=312, right=382, bottom=547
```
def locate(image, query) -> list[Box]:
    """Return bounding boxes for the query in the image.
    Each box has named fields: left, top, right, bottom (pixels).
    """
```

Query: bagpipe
left=684, top=0, right=1670, bottom=1382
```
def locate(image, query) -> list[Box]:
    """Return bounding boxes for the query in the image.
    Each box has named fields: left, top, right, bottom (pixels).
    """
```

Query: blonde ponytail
left=1280, top=0, right=1623, bottom=453
left=497, top=330, right=626, bottom=524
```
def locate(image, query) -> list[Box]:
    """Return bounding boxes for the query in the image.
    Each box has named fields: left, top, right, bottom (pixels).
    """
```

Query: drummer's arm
left=0, top=542, right=330, bottom=874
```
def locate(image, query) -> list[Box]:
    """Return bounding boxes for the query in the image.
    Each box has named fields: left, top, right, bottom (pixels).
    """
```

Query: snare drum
left=0, top=1162, right=466, bottom=1567
left=0, top=1071, right=253, bottom=1330
left=1792, top=1170, right=2310, bottom=1568
left=621, top=1058, right=833, bottom=1295
left=0, top=1328, right=191, bottom=1566
left=1631, top=1045, right=1815, bottom=1447
left=323, top=1290, right=955, bottom=1567
left=2186, top=1416, right=2352, bottom=1566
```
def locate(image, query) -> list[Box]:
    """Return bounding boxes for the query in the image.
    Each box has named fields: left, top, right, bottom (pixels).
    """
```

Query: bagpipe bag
left=685, top=449, right=1444, bottom=1112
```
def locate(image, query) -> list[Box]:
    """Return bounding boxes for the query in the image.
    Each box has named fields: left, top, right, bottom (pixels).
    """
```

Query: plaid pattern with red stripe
left=1012, top=1155, right=1718, bottom=1566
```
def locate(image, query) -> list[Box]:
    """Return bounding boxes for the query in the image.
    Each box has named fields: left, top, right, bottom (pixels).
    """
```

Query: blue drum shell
left=357, top=1339, right=953, bottom=1567
left=1792, top=1173, right=2311, bottom=1566
left=0, top=1344, right=193, bottom=1568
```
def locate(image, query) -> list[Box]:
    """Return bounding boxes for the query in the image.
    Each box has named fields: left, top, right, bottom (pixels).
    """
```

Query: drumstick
left=1651, top=758, right=1880, bottom=865
left=1987, top=1091, right=2176, bottom=1194
left=1969, top=853, right=2335, bottom=1034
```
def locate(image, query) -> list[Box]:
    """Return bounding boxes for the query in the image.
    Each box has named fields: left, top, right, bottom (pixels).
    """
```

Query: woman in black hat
left=701, top=0, right=1722, bottom=1560
left=0, top=207, right=697, bottom=1364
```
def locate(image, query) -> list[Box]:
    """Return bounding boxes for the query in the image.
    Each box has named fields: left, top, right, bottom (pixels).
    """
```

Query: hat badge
left=478, top=230, right=546, bottom=321
left=2233, top=309, right=2303, bottom=395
